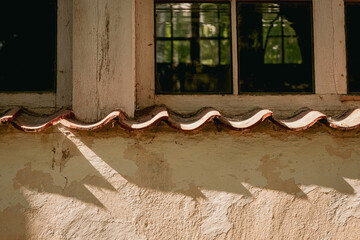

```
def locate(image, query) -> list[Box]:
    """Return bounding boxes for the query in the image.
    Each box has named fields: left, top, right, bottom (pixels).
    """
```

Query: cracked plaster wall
left=0, top=122, right=360, bottom=239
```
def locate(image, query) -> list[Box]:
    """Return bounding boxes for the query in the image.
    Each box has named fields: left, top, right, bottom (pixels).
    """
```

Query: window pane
left=156, top=4, right=172, bottom=38
left=173, top=40, right=191, bottom=64
left=155, top=2, right=232, bottom=94
left=200, top=4, right=219, bottom=38
left=156, top=41, right=172, bottom=63
left=264, top=37, right=282, bottom=64
left=345, top=3, right=360, bottom=93
left=284, top=38, right=303, bottom=64
left=220, top=4, right=231, bottom=38
left=200, top=40, right=219, bottom=65
left=173, top=4, right=192, bottom=38
left=221, top=40, right=231, bottom=65
left=0, top=0, right=57, bottom=92
left=237, top=1, right=313, bottom=93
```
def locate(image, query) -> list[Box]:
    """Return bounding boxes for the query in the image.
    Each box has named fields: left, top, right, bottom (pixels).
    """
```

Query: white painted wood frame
left=135, top=0, right=358, bottom=115
left=73, top=0, right=136, bottom=122
left=0, top=0, right=73, bottom=111
left=231, top=0, right=239, bottom=95
left=313, top=0, right=347, bottom=94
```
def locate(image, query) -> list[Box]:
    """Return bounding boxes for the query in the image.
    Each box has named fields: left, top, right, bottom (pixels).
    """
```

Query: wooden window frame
left=136, top=0, right=357, bottom=115
left=0, top=0, right=73, bottom=112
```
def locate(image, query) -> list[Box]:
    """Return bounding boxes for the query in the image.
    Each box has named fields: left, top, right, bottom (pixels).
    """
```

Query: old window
left=237, top=1, right=314, bottom=93
left=0, top=0, right=57, bottom=92
left=345, top=0, right=360, bottom=93
left=154, top=0, right=313, bottom=95
left=155, top=1, right=232, bottom=94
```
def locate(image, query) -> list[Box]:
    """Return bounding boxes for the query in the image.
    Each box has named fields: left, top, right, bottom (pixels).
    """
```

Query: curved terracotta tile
left=167, top=108, right=221, bottom=131
left=118, top=107, right=169, bottom=130
left=274, top=110, right=327, bottom=131
left=328, top=108, right=360, bottom=129
left=219, top=109, right=273, bottom=130
left=11, top=109, right=72, bottom=132
left=2, top=106, right=360, bottom=132
left=60, top=111, right=121, bottom=131
left=0, top=108, right=21, bottom=123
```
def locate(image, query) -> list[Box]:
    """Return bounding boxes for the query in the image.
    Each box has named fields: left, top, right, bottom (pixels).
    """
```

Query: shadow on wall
left=68, top=122, right=359, bottom=200
left=1, top=121, right=360, bottom=238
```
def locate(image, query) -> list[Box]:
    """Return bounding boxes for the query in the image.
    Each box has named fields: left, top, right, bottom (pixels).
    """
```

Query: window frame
left=344, top=0, right=360, bottom=94
left=136, top=0, right=355, bottom=115
left=154, top=1, right=234, bottom=94
left=0, top=0, right=72, bottom=111
left=2, top=0, right=356, bottom=121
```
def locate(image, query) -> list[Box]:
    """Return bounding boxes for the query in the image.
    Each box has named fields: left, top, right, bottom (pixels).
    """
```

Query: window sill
left=0, top=93, right=56, bottom=110
left=155, top=94, right=360, bottom=116
left=340, top=95, right=360, bottom=102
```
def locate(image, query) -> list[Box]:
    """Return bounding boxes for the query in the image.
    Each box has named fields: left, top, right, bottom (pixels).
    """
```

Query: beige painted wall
left=0, top=123, right=360, bottom=239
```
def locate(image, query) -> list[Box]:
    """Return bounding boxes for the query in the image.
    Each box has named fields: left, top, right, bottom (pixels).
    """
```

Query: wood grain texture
left=73, top=0, right=99, bottom=121
left=313, top=0, right=347, bottom=94
left=56, top=0, right=73, bottom=109
left=231, top=0, right=239, bottom=95
left=332, top=0, right=347, bottom=94
left=97, top=0, right=135, bottom=118
left=135, top=0, right=155, bottom=109
left=73, top=0, right=135, bottom=122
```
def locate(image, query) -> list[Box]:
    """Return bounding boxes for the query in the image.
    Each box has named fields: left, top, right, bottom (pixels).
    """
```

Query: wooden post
left=313, top=0, right=347, bottom=94
left=73, top=0, right=135, bottom=122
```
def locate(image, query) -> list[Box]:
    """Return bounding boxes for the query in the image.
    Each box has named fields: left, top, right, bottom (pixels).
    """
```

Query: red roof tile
left=1, top=107, right=360, bottom=132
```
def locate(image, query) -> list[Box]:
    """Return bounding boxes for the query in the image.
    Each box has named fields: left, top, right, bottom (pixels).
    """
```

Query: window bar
left=281, top=15, right=285, bottom=64
left=170, top=4, right=174, bottom=67
left=231, top=0, right=239, bottom=94
left=218, top=4, right=221, bottom=66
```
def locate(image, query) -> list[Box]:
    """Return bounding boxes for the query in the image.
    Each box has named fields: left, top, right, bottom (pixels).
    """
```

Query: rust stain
left=256, top=155, right=305, bottom=197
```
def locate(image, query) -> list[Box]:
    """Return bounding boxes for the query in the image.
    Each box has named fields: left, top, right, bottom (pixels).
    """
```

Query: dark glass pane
left=200, top=40, right=219, bottom=65
left=156, top=4, right=171, bottom=38
left=0, top=0, right=57, bottom=92
left=172, top=4, right=192, bottom=38
left=237, top=1, right=313, bottom=93
left=346, top=3, right=360, bottom=93
left=156, top=40, right=172, bottom=63
left=220, top=40, right=231, bottom=65
left=200, top=4, right=219, bottom=38
left=220, top=4, right=231, bottom=38
left=155, top=2, right=232, bottom=94
left=173, top=40, right=191, bottom=64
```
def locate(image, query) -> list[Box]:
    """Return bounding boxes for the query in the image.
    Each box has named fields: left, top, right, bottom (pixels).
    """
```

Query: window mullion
left=313, top=0, right=347, bottom=94
left=231, top=0, right=239, bottom=95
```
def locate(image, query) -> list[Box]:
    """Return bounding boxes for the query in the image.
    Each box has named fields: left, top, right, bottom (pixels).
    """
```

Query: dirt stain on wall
left=124, top=144, right=175, bottom=192
left=256, top=155, right=305, bottom=197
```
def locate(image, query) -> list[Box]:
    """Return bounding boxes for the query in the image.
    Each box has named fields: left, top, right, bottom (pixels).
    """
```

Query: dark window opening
left=345, top=2, right=360, bottom=93
left=155, top=1, right=232, bottom=94
left=0, top=0, right=57, bottom=92
left=237, top=1, right=314, bottom=93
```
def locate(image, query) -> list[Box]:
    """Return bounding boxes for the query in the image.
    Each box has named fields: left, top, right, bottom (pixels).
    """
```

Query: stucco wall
left=0, top=122, right=360, bottom=239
